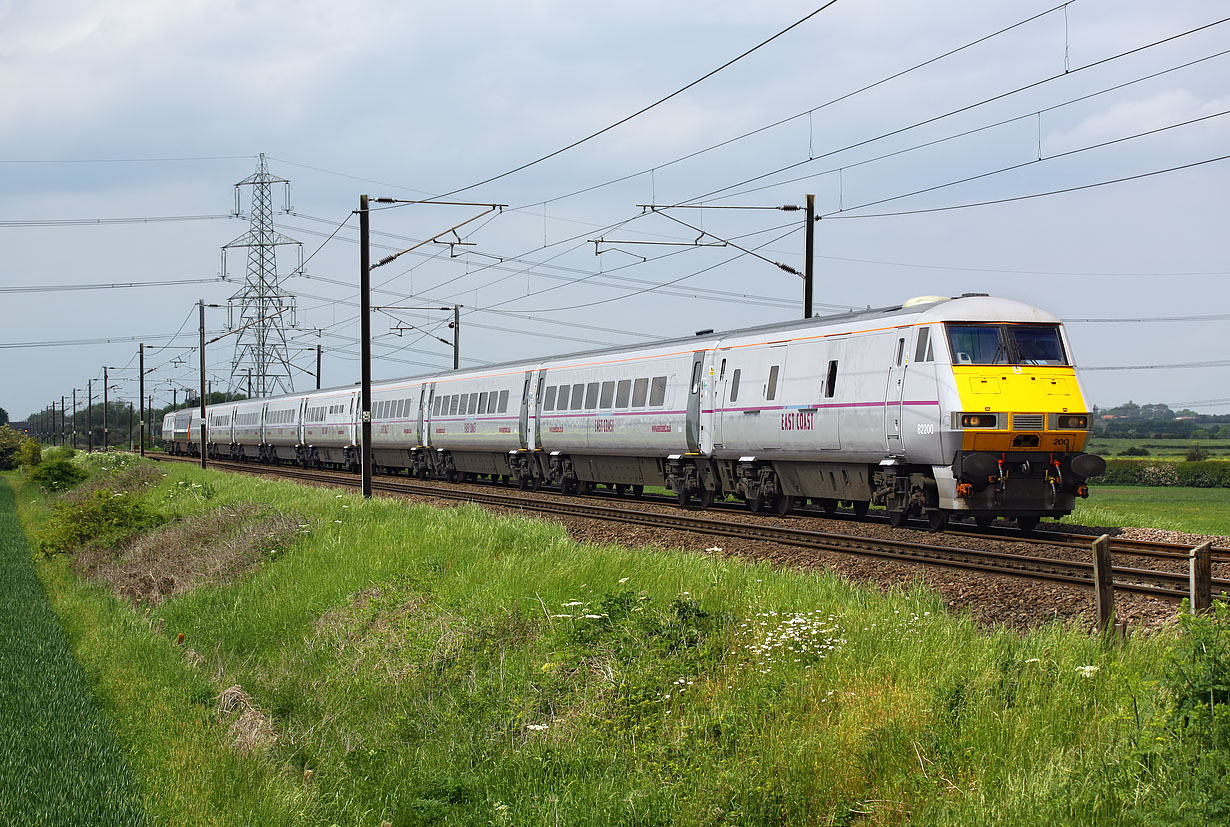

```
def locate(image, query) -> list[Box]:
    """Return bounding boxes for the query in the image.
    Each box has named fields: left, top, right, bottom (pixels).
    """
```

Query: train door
left=714, top=351, right=730, bottom=449
left=518, top=370, right=534, bottom=450
left=884, top=328, right=910, bottom=456
left=532, top=368, right=547, bottom=449
left=415, top=385, right=426, bottom=446
left=424, top=383, right=436, bottom=447
left=685, top=350, right=706, bottom=453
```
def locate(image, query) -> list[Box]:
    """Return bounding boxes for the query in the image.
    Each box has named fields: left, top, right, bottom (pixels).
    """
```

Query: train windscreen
left=946, top=324, right=1068, bottom=366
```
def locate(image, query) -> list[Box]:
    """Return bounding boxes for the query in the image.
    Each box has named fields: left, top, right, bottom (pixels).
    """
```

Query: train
left=163, top=293, right=1106, bottom=531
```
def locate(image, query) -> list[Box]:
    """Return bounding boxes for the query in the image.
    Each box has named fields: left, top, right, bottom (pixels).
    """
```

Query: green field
left=1068, top=485, right=1230, bottom=536
left=1087, top=436, right=1230, bottom=461
left=6, top=456, right=1230, bottom=824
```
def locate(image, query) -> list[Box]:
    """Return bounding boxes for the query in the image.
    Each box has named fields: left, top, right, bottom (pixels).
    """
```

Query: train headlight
left=1056, top=414, right=1088, bottom=430
left=960, top=414, right=997, bottom=428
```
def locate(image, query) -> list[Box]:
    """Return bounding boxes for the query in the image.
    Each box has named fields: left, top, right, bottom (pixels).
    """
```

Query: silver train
left=164, top=294, right=1105, bottom=530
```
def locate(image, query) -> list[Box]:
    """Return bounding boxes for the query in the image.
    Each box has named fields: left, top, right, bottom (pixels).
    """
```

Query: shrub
left=37, top=488, right=167, bottom=555
left=43, top=445, right=77, bottom=462
left=1118, top=446, right=1150, bottom=457
left=16, top=439, right=42, bottom=469
left=0, top=425, right=23, bottom=470
left=1187, top=443, right=1211, bottom=462
left=28, top=459, right=89, bottom=492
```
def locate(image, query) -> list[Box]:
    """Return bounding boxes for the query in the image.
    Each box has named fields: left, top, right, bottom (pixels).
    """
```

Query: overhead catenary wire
left=432, top=1, right=840, bottom=199
left=524, top=1, right=1075, bottom=209
left=686, top=15, right=1230, bottom=206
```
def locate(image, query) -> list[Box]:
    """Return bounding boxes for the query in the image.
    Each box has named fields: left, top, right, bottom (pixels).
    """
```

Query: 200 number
left=916, top=423, right=936, bottom=435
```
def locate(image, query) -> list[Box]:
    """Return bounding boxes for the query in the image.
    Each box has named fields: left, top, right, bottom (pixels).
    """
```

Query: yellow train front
left=895, top=295, right=1106, bottom=532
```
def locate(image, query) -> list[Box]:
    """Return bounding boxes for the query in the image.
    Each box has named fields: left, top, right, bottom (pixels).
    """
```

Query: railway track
left=152, top=454, right=1225, bottom=602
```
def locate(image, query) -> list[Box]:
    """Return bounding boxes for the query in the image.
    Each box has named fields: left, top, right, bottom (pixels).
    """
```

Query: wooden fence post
left=1190, top=541, right=1212, bottom=613
left=1091, top=534, right=1114, bottom=631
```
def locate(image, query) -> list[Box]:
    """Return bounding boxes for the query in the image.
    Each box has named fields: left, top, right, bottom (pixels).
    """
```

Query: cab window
left=946, top=323, right=1068, bottom=366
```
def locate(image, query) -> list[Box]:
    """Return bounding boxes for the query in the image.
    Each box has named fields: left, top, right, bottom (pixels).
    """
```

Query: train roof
left=198, top=293, right=1058, bottom=407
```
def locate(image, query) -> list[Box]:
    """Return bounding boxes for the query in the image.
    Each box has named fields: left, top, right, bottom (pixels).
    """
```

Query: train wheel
left=746, top=492, right=763, bottom=514
left=613, top=483, right=627, bottom=497
left=529, top=476, right=541, bottom=492
left=927, top=511, right=950, bottom=532
left=517, top=475, right=529, bottom=490
left=888, top=507, right=908, bottom=527
left=676, top=488, right=692, bottom=508
left=630, top=484, right=644, bottom=499
left=1017, top=516, right=1039, bottom=535
left=974, top=515, right=993, bottom=529
left=852, top=501, right=870, bottom=518
left=772, top=494, right=794, bottom=516
left=817, top=498, right=838, bottom=515
left=696, top=488, right=715, bottom=510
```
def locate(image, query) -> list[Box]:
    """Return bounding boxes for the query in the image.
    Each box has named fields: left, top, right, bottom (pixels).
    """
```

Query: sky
left=2, top=0, right=1228, bottom=423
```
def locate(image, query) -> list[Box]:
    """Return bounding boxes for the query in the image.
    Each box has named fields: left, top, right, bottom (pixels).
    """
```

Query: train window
left=766, top=366, right=780, bottom=401
left=479, top=392, right=489, bottom=414
left=449, top=396, right=459, bottom=416
left=432, top=397, right=440, bottom=416
left=649, top=376, right=667, bottom=407
left=555, top=385, right=569, bottom=411
left=571, top=383, right=585, bottom=411
left=825, top=360, right=839, bottom=398
left=599, top=381, right=615, bottom=408
left=895, top=338, right=905, bottom=366
left=498, top=389, right=509, bottom=413
left=915, top=328, right=931, bottom=363
left=615, top=379, right=631, bottom=408
left=946, top=325, right=1007, bottom=365
left=585, top=382, right=600, bottom=409
left=719, top=358, right=726, bottom=379
left=690, top=361, right=703, bottom=394
left=632, top=378, right=649, bottom=407
left=544, top=386, right=557, bottom=411
left=730, top=369, right=741, bottom=402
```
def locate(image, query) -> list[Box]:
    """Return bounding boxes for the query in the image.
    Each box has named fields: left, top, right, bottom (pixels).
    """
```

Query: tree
left=0, top=407, right=8, bottom=426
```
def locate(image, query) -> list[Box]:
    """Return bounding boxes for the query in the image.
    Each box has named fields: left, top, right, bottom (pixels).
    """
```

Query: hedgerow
left=1092, top=460, right=1230, bottom=488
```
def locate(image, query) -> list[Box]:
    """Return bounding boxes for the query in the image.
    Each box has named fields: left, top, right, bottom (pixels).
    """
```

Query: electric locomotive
left=167, top=293, right=1105, bottom=531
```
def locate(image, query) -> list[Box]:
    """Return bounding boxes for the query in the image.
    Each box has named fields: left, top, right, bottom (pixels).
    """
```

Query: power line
left=0, top=214, right=238, bottom=227
left=688, top=15, right=1230, bottom=206
left=526, top=1, right=1073, bottom=208
left=0, top=277, right=225, bottom=294
left=1083, top=361, right=1230, bottom=371
left=435, top=1, right=840, bottom=198
left=713, top=47, right=1230, bottom=204
left=818, top=109, right=1230, bottom=218
left=820, top=154, right=1230, bottom=220
left=0, top=155, right=253, bottom=164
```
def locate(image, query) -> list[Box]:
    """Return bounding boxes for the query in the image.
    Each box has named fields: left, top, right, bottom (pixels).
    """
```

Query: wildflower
left=618, top=577, right=629, bottom=584
left=1024, top=658, right=1041, bottom=664
left=562, top=601, right=584, bottom=607
left=526, top=724, right=549, bottom=732
left=705, top=546, right=723, bottom=552
left=1076, top=665, right=1099, bottom=678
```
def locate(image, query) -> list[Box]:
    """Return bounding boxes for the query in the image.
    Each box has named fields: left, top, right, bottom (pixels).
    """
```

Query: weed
left=36, top=488, right=166, bottom=555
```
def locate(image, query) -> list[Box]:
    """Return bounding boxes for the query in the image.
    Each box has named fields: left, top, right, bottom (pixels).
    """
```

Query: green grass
left=0, top=476, right=147, bottom=826
left=1089, top=437, right=1230, bottom=460
left=1069, top=486, right=1230, bottom=535
left=12, top=459, right=1230, bottom=824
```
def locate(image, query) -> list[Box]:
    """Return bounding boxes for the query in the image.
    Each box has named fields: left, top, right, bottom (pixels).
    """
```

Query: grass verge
left=13, top=458, right=1230, bottom=825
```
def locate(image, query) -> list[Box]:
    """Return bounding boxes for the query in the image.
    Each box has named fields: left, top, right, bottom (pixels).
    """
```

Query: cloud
left=1045, top=89, right=1230, bottom=155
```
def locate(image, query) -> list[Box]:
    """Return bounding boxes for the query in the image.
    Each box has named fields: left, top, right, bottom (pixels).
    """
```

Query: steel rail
left=154, top=455, right=1219, bottom=602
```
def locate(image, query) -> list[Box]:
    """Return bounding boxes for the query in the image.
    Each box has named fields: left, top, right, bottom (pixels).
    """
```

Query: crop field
left=1087, top=436, right=1230, bottom=461
left=5, top=455, right=1230, bottom=825
left=1068, top=485, right=1230, bottom=536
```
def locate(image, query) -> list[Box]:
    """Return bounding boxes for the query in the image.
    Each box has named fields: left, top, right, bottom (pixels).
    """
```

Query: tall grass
left=14, top=460, right=1224, bottom=825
